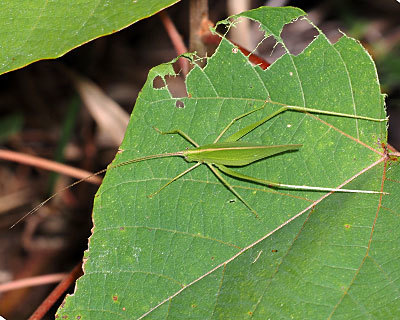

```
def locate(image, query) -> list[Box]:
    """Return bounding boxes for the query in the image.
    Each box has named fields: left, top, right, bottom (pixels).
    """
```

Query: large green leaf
left=0, top=0, right=180, bottom=75
left=57, top=7, right=398, bottom=319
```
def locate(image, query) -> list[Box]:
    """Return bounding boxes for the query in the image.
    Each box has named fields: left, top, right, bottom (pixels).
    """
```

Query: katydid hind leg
left=223, top=102, right=386, bottom=143
left=216, top=164, right=384, bottom=194
left=224, top=106, right=288, bottom=142
left=214, top=104, right=267, bottom=143
left=206, top=164, right=259, bottom=218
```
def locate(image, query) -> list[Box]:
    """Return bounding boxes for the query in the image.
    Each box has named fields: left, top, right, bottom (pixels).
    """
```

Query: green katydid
left=11, top=101, right=387, bottom=227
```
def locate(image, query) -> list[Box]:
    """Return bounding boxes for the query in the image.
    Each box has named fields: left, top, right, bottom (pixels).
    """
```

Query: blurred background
left=0, top=0, right=399, bottom=318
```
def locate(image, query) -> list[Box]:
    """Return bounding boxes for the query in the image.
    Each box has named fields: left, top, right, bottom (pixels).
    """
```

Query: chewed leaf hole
left=153, top=76, right=166, bottom=89
left=165, top=74, right=188, bottom=98
left=280, top=18, right=319, bottom=56
left=175, top=100, right=185, bottom=108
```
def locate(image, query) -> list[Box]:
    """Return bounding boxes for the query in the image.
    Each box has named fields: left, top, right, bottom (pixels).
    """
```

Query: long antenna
left=10, top=152, right=184, bottom=229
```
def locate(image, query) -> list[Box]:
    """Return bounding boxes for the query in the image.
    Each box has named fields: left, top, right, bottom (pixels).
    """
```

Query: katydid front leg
left=150, top=127, right=261, bottom=217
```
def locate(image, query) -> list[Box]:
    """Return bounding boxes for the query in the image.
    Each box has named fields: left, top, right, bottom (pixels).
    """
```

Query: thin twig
left=0, top=149, right=102, bottom=185
left=189, top=0, right=209, bottom=58
left=201, top=31, right=271, bottom=69
left=28, top=262, right=83, bottom=320
left=0, top=273, right=67, bottom=293
left=159, top=11, right=189, bottom=76
left=387, top=143, right=400, bottom=154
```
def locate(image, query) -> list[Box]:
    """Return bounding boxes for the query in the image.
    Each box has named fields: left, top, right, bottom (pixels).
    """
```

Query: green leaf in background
left=57, top=6, right=399, bottom=319
left=0, top=113, right=23, bottom=143
left=0, top=0, right=180, bottom=75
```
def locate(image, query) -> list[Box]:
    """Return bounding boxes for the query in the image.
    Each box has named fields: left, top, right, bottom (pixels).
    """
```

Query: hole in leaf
left=164, top=74, right=188, bottom=98
left=223, top=15, right=329, bottom=67
left=152, top=76, right=166, bottom=89
left=280, top=18, right=320, bottom=56
left=175, top=100, right=185, bottom=108
left=253, top=33, right=284, bottom=65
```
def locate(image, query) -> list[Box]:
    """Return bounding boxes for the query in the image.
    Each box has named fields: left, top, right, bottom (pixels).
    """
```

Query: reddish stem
left=0, top=273, right=67, bottom=293
left=0, top=149, right=102, bottom=185
left=28, top=262, right=83, bottom=320
left=201, top=31, right=271, bottom=70
left=159, top=11, right=189, bottom=76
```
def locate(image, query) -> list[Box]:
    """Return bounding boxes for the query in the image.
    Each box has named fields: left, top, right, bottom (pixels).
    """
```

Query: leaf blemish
left=344, top=224, right=351, bottom=229
left=232, top=47, right=238, bottom=53
left=252, top=250, right=263, bottom=263
left=175, top=100, right=185, bottom=108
